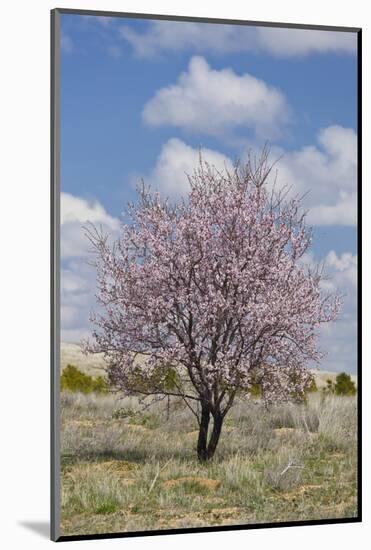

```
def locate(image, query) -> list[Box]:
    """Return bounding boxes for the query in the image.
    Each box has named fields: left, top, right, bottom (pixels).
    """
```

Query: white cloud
left=61, top=262, right=96, bottom=340
left=139, top=124, right=356, bottom=225
left=318, top=125, right=357, bottom=168
left=271, top=125, right=357, bottom=225
left=61, top=305, right=78, bottom=328
left=319, top=315, right=357, bottom=373
left=120, top=21, right=252, bottom=57
left=256, top=27, right=356, bottom=57
left=60, top=193, right=121, bottom=342
left=120, top=20, right=356, bottom=58
left=143, top=56, right=289, bottom=139
left=320, top=251, right=357, bottom=373
left=323, top=250, right=358, bottom=291
left=300, top=249, right=357, bottom=302
left=137, top=138, right=233, bottom=197
left=301, top=250, right=357, bottom=373
left=62, top=328, right=93, bottom=343
left=61, top=269, right=89, bottom=294
left=61, top=192, right=120, bottom=259
left=309, top=193, right=357, bottom=226
left=61, top=192, right=119, bottom=227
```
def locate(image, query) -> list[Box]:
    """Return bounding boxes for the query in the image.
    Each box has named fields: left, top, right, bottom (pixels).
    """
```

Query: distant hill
left=61, top=342, right=106, bottom=377
left=60, top=342, right=357, bottom=388
left=311, top=368, right=357, bottom=389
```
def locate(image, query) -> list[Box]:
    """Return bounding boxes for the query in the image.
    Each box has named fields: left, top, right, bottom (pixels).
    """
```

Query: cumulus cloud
left=301, top=250, right=357, bottom=373
left=256, top=26, right=356, bottom=57
left=138, top=124, right=356, bottom=225
left=302, top=249, right=357, bottom=299
left=61, top=261, right=97, bottom=342
left=120, top=21, right=253, bottom=57
left=142, top=56, right=290, bottom=139
left=320, top=251, right=357, bottom=374
left=120, top=20, right=356, bottom=58
left=60, top=193, right=121, bottom=342
left=61, top=192, right=119, bottom=227
left=136, top=138, right=233, bottom=197
left=308, top=193, right=357, bottom=226
left=61, top=192, right=120, bottom=259
left=271, top=125, right=357, bottom=225
left=322, top=250, right=357, bottom=292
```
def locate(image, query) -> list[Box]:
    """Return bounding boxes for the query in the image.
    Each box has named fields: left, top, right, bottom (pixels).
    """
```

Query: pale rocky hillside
left=61, top=342, right=106, bottom=377
left=60, top=342, right=357, bottom=388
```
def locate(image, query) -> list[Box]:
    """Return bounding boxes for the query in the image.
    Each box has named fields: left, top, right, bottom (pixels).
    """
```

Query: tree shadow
left=18, top=521, right=50, bottom=539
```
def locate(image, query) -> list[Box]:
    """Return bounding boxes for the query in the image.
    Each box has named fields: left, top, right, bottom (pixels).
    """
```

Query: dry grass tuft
left=163, top=477, right=221, bottom=491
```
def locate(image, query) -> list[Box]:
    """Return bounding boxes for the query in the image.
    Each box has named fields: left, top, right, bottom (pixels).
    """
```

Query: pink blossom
left=83, top=152, right=340, bottom=460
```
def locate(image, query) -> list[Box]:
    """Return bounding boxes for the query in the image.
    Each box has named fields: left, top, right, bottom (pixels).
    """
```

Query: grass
left=60, top=391, right=358, bottom=536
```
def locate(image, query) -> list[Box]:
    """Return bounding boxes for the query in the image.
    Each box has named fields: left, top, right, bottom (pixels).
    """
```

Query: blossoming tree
left=84, top=152, right=340, bottom=461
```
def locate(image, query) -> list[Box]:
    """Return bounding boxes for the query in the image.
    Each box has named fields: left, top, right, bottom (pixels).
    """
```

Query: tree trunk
left=197, top=404, right=211, bottom=462
left=206, top=412, right=223, bottom=459
left=197, top=405, right=224, bottom=462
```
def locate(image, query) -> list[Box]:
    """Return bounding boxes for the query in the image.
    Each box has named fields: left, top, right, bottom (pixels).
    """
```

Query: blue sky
left=60, top=13, right=358, bottom=373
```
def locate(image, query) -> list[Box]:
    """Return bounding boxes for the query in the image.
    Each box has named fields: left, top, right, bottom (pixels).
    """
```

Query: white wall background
left=0, top=1, right=368, bottom=548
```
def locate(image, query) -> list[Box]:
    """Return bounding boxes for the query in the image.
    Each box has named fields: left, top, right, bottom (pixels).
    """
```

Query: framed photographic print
left=51, top=8, right=361, bottom=542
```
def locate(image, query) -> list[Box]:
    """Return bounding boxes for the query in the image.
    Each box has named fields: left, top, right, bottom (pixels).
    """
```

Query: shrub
left=111, top=407, right=159, bottom=428
left=263, top=454, right=304, bottom=492
left=112, top=407, right=136, bottom=420
left=334, top=372, right=356, bottom=396
left=249, top=383, right=262, bottom=398
left=92, top=376, right=109, bottom=394
left=306, top=378, right=318, bottom=393
left=249, top=374, right=317, bottom=400
left=61, top=364, right=108, bottom=394
left=322, top=378, right=335, bottom=395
